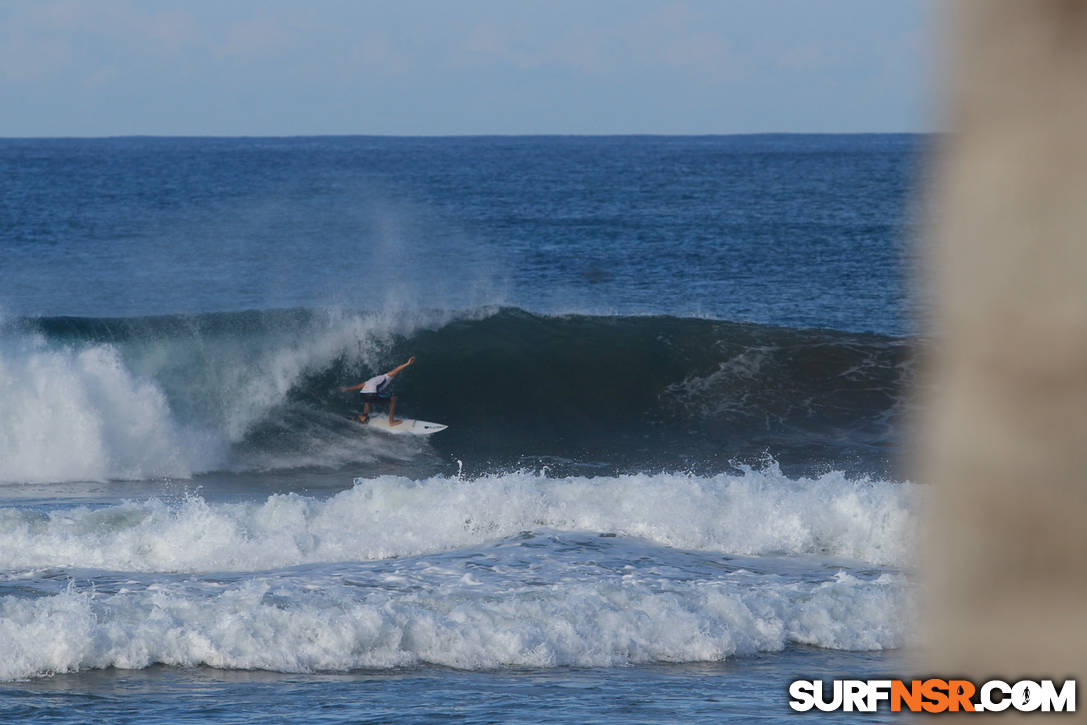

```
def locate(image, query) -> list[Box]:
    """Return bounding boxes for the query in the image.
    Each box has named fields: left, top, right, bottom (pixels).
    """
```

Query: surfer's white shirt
left=360, top=374, right=391, bottom=394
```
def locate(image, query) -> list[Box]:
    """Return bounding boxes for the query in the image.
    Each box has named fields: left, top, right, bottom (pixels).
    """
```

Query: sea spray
left=0, top=331, right=222, bottom=483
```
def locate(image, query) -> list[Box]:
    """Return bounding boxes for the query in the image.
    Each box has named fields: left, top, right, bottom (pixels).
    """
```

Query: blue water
left=0, top=135, right=922, bottom=722
left=1, top=135, right=919, bottom=332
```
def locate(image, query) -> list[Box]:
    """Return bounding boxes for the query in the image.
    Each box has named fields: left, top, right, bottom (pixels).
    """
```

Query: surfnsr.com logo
left=788, top=678, right=1076, bottom=713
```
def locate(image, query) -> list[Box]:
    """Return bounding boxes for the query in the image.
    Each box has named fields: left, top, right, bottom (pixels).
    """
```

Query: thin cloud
left=464, top=24, right=508, bottom=55
left=217, top=15, right=299, bottom=60
left=778, top=43, right=825, bottom=72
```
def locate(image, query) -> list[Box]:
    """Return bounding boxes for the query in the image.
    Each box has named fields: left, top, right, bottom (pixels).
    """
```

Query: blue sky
left=0, top=0, right=933, bottom=136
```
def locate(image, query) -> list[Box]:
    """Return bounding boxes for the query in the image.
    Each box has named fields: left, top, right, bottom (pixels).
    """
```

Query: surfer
left=340, top=356, right=415, bottom=426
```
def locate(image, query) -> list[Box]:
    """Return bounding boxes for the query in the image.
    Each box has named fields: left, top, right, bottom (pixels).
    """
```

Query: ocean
left=1, top=135, right=921, bottom=722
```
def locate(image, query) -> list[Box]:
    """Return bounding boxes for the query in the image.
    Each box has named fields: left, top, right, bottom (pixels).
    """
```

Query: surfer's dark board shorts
left=360, top=393, right=392, bottom=405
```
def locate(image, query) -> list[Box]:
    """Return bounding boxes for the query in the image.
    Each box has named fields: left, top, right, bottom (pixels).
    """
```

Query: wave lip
left=0, top=467, right=917, bottom=573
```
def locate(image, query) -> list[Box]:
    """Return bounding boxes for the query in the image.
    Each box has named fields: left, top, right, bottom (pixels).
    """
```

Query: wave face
left=400, top=308, right=912, bottom=474
left=0, top=467, right=916, bottom=679
left=1, top=308, right=913, bottom=484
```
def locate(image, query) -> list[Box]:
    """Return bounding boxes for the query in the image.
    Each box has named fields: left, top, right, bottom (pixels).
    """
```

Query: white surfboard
left=360, top=416, right=447, bottom=435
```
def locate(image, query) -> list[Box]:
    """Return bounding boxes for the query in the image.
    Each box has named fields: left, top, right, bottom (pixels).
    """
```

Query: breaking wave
left=1, top=307, right=914, bottom=483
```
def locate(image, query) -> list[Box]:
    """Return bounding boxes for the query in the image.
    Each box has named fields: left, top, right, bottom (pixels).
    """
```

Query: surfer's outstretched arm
left=339, top=356, right=412, bottom=391
left=384, top=356, right=415, bottom=378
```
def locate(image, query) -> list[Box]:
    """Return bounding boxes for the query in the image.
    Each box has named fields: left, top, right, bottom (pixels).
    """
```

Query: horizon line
left=0, top=130, right=935, bottom=141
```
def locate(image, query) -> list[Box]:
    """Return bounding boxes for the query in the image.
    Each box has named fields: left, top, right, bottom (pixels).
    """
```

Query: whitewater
left=0, top=469, right=914, bottom=572
left=0, top=468, right=916, bottom=682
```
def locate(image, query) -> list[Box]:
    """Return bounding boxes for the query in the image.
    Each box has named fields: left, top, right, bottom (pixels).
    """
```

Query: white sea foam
left=0, top=568, right=910, bottom=680
left=0, top=467, right=917, bottom=572
left=0, top=333, right=223, bottom=483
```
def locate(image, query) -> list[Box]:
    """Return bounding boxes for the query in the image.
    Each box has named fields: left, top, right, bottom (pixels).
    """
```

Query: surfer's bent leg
left=388, top=395, right=402, bottom=426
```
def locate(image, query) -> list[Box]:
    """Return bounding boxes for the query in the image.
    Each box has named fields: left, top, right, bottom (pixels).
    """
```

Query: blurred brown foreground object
left=919, top=0, right=1087, bottom=718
